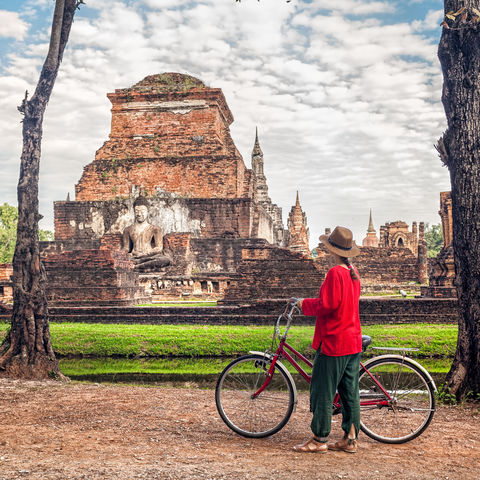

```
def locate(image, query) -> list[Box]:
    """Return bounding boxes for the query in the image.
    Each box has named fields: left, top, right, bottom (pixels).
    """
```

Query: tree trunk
left=438, top=0, right=480, bottom=399
left=0, top=0, right=79, bottom=379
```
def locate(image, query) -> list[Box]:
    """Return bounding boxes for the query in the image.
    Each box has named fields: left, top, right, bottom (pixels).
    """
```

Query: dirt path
left=0, top=379, right=478, bottom=480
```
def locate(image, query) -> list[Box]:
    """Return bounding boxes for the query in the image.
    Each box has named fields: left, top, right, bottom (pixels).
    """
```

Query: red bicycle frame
left=253, top=337, right=391, bottom=409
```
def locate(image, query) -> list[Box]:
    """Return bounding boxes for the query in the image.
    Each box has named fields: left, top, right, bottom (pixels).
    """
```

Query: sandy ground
left=0, top=379, right=479, bottom=480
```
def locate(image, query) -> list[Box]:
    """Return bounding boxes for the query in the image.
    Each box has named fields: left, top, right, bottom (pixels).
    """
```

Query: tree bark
left=438, top=0, right=480, bottom=398
left=0, top=0, right=79, bottom=379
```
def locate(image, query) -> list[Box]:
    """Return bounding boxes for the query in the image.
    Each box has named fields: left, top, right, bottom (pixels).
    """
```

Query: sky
left=0, top=0, right=449, bottom=248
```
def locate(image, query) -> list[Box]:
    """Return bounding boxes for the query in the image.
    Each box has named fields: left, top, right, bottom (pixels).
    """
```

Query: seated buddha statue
left=122, top=196, right=171, bottom=271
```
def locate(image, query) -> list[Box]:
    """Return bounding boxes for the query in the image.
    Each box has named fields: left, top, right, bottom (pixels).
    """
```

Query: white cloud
left=413, top=9, right=444, bottom=31
left=305, top=0, right=395, bottom=15
left=0, top=0, right=450, bottom=244
left=0, top=10, right=29, bottom=40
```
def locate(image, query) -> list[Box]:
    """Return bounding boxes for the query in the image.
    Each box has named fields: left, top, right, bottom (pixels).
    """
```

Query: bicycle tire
left=215, top=354, right=295, bottom=438
left=359, top=356, right=436, bottom=444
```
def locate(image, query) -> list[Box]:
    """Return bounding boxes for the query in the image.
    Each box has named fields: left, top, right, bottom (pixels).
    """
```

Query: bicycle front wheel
left=359, top=356, right=436, bottom=444
left=215, top=354, right=295, bottom=438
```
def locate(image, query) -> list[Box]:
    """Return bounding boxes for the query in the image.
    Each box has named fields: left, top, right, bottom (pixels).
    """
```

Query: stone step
left=0, top=299, right=459, bottom=325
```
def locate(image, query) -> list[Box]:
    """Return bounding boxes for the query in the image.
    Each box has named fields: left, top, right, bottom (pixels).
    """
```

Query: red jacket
left=301, top=265, right=362, bottom=356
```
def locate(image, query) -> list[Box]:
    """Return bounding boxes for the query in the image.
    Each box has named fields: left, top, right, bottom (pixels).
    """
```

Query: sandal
left=293, top=437, right=328, bottom=453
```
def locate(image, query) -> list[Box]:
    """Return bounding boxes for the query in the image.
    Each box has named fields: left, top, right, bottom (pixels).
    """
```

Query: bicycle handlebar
left=276, top=300, right=301, bottom=340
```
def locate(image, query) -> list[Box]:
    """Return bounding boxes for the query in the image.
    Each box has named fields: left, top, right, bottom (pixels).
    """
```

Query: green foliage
left=48, top=370, right=60, bottom=380
left=436, top=384, right=459, bottom=404
left=0, top=203, right=53, bottom=262
left=466, top=390, right=480, bottom=402
left=424, top=222, right=443, bottom=258
left=436, top=384, right=480, bottom=405
left=0, top=203, right=18, bottom=263
left=39, top=230, right=54, bottom=242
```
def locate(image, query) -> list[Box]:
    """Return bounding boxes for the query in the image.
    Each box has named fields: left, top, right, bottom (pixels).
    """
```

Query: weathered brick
left=0, top=263, right=13, bottom=304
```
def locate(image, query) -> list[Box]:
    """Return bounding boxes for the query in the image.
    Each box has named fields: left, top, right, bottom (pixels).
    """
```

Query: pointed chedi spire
left=367, top=209, right=375, bottom=233
left=252, top=126, right=263, bottom=156
left=295, top=190, right=300, bottom=208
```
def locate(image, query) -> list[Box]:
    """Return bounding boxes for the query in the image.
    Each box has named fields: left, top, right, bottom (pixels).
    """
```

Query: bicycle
left=215, top=301, right=437, bottom=444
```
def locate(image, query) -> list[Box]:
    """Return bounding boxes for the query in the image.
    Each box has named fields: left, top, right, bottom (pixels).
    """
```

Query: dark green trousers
left=310, top=351, right=361, bottom=441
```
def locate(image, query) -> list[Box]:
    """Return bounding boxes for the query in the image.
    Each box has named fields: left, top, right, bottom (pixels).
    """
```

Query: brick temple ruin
left=421, top=191, right=456, bottom=298
left=40, top=73, right=300, bottom=304
left=0, top=73, right=441, bottom=307
left=0, top=264, right=13, bottom=304
left=223, top=216, right=429, bottom=304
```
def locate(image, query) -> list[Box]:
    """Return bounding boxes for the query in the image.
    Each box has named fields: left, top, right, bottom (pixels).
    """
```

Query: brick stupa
left=286, top=191, right=310, bottom=256
left=362, top=210, right=379, bottom=247
left=76, top=73, right=252, bottom=202
left=45, top=73, right=288, bottom=303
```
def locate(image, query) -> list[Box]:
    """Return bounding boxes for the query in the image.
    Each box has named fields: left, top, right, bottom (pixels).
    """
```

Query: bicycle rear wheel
left=215, top=354, right=295, bottom=438
left=359, top=356, right=436, bottom=443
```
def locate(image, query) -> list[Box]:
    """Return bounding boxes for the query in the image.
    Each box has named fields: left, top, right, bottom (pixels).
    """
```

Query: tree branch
left=45, top=0, right=66, bottom=70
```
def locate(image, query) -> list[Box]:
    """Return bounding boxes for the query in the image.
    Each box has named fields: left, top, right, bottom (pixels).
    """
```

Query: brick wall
left=75, top=74, right=252, bottom=202
left=54, top=197, right=264, bottom=242
left=223, top=245, right=325, bottom=303
left=0, top=298, right=459, bottom=325
left=75, top=155, right=248, bottom=202
left=42, top=249, right=150, bottom=306
left=0, top=263, right=13, bottom=304
left=316, top=244, right=422, bottom=284
left=223, top=243, right=429, bottom=305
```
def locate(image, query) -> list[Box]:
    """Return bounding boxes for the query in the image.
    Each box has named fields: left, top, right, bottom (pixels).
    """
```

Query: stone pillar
left=439, top=191, right=453, bottom=247
left=412, top=221, right=418, bottom=251
left=419, top=222, right=425, bottom=242
left=417, top=238, right=428, bottom=284
left=379, top=225, right=386, bottom=247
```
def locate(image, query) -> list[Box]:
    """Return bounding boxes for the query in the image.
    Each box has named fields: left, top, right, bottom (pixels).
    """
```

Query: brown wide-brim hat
left=319, top=226, right=361, bottom=258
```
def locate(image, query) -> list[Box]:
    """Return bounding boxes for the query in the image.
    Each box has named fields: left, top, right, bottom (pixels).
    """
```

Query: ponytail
left=342, top=257, right=360, bottom=281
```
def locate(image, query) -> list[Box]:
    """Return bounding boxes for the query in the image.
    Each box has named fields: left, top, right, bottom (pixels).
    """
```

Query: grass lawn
left=0, top=322, right=457, bottom=378
left=0, top=322, right=457, bottom=359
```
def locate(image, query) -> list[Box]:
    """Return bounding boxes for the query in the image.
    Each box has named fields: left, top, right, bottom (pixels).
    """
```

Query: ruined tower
left=362, top=210, right=379, bottom=247
left=250, top=128, right=286, bottom=246
left=378, top=221, right=420, bottom=255
left=421, top=191, right=456, bottom=298
left=252, top=127, right=268, bottom=203
left=287, top=191, right=310, bottom=256
left=75, top=73, right=251, bottom=201
left=56, top=74, right=285, bottom=245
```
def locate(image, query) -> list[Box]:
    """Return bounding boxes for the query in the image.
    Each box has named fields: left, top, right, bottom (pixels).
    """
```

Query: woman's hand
left=288, top=297, right=303, bottom=309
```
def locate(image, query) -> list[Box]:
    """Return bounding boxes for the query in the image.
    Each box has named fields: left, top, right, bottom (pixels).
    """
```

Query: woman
left=293, top=226, right=362, bottom=454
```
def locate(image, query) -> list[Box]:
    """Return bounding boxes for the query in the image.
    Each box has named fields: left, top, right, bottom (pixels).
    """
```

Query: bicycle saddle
left=362, top=335, right=372, bottom=351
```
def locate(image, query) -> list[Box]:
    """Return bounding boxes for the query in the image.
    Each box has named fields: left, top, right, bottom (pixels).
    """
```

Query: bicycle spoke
left=359, top=358, right=435, bottom=443
left=216, top=355, right=295, bottom=438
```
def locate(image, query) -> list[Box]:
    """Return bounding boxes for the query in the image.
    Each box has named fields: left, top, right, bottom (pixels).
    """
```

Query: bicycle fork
left=251, top=354, right=279, bottom=399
